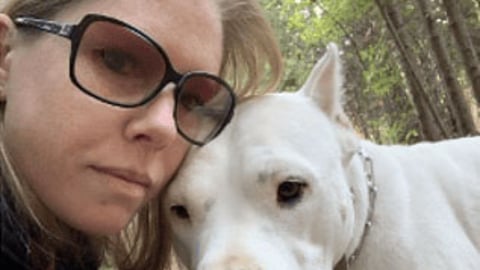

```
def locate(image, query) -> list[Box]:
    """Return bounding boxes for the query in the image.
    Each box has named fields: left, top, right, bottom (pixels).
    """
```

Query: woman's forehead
left=56, top=0, right=224, bottom=73
left=55, top=0, right=222, bottom=28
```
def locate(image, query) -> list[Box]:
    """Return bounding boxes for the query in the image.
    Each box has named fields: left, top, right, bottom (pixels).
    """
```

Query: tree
left=415, top=0, right=477, bottom=135
left=261, top=0, right=480, bottom=143
left=375, top=0, right=447, bottom=140
left=442, top=0, right=480, bottom=105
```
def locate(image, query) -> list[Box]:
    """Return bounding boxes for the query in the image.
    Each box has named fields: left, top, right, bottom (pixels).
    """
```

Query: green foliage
left=361, top=41, right=405, bottom=96
left=261, top=0, right=418, bottom=143
left=262, top=0, right=480, bottom=142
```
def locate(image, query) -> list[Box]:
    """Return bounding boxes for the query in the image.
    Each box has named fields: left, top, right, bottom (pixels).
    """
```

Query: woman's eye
left=179, top=94, right=204, bottom=111
left=99, top=48, right=135, bottom=75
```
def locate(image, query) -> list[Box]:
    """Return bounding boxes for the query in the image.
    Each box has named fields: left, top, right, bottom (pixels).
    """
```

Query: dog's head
left=164, top=43, right=362, bottom=270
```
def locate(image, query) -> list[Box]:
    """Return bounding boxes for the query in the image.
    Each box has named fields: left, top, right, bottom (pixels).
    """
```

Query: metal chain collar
left=345, top=148, right=378, bottom=270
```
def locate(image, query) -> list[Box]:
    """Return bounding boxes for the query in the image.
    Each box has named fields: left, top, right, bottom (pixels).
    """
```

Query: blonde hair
left=0, top=0, right=282, bottom=269
left=217, top=0, right=283, bottom=96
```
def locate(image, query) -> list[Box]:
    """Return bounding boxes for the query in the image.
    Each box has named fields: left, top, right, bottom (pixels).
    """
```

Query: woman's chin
left=66, top=208, right=138, bottom=236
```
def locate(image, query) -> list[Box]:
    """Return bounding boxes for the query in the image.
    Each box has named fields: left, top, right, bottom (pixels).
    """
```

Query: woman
left=0, top=0, right=282, bottom=269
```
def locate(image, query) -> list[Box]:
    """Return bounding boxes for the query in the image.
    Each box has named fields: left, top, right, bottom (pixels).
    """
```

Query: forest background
left=261, top=0, right=480, bottom=144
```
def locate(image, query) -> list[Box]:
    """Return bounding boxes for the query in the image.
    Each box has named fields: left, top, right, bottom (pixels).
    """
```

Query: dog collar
left=339, top=147, right=378, bottom=270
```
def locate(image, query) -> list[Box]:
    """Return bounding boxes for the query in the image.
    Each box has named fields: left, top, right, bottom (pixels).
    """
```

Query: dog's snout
left=197, top=255, right=263, bottom=270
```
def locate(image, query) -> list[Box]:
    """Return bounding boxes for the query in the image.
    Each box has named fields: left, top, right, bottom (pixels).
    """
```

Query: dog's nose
left=197, top=255, right=263, bottom=270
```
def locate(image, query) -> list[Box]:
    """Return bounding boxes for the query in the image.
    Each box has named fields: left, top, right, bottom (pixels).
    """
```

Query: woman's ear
left=0, top=14, right=15, bottom=101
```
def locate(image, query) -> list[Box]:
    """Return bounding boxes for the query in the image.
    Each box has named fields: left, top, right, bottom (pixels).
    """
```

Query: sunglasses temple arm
left=14, top=17, right=74, bottom=38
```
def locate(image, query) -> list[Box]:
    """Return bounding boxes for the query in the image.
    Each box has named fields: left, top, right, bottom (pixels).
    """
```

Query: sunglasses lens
left=73, top=20, right=166, bottom=105
left=175, top=75, right=234, bottom=145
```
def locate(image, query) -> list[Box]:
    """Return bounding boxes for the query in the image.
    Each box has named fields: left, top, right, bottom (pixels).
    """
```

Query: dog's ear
left=299, top=43, right=349, bottom=127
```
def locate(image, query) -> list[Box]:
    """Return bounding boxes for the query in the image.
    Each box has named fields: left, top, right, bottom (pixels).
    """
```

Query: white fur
left=164, top=43, right=480, bottom=270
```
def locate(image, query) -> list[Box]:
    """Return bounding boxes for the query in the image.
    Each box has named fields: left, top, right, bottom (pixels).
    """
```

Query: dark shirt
left=0, top=191, right=31, bottom=269
left=0, top=193, right=99, bottom=270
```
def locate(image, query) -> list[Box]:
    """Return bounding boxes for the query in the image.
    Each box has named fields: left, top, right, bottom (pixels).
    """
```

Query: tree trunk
left=442, top=0, right=480, bottom=105
left=416, top=0, right=478, bottom=136
left=375, top=0, right=448, bottom=140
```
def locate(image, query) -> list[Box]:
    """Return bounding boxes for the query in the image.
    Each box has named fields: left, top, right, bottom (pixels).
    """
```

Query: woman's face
left=0, top=0, right=223, bottom=235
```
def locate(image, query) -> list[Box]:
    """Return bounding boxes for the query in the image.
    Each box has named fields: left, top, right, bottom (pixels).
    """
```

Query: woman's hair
left=216, top=0, right=283, bottom=96
left=0, top=0, right=282, bottom=269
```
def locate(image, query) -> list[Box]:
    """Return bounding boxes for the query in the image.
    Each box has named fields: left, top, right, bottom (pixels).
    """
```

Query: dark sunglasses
left=14, top=13, right=236, bottom=146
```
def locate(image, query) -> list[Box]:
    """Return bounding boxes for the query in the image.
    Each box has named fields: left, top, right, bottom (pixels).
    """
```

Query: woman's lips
left=91, top=165, right=152, bottom=189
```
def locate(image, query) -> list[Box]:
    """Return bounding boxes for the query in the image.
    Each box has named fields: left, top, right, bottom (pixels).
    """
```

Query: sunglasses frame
left=14, top=13, right=236, bottom=146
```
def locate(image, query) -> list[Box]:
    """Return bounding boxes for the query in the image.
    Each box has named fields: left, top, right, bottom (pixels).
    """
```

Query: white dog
left=164, top=43, right=480, bottom=270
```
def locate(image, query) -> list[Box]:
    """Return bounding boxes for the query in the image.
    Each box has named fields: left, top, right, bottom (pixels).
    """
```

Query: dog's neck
left=337, top=147, right=378, bottom=270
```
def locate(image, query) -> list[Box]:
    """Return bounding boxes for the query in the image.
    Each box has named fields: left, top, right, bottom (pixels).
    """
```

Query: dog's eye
left=277, top=180, right=307, bottom=207
left=170, top=205, right=190, bottom=220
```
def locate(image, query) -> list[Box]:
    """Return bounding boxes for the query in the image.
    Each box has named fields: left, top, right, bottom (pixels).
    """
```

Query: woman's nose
left=124, top=87, right=178, bottom=149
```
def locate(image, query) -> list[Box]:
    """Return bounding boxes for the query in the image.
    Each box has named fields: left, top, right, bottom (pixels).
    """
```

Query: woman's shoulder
left=0, top=192, right=100, bottom=270
left=0, top=192, right=32, bottom=269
